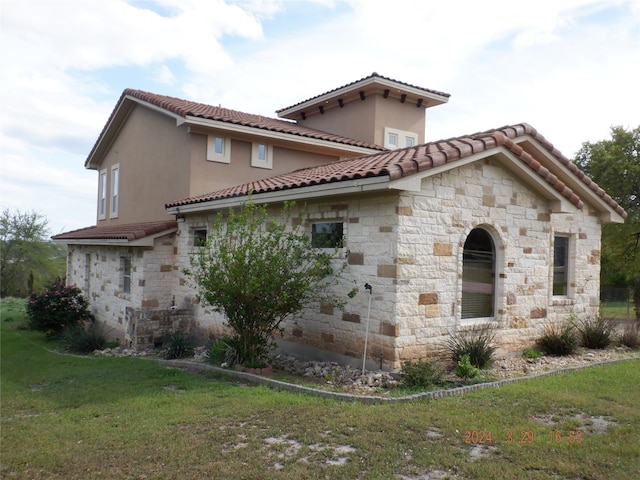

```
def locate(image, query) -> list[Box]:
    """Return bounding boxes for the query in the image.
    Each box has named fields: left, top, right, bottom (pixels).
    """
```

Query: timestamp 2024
left=464, top=429, right=584, bottom=445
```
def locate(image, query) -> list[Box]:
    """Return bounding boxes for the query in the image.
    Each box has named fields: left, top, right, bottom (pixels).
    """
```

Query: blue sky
left=1, top=0, right=638, bottom=236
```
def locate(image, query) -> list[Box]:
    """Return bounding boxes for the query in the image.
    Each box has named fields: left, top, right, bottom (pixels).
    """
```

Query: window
left=121, top=257, right=131, bottom=294
left=251, top=142, right=273, bottom=169
left=193, top=229, right=207, bottom=247
left=99, top=169, right=107, bottom=219
left=553, top=236, right=569, bottom=296
left=206, top=135, right=230, bottom=163
left=311, top=222, right=344, bottom=248
left=461, top=228, right=495, bottom=319
left=384, top=127, right=418, bottom=149
left=110, top=165, right=119, bottom=218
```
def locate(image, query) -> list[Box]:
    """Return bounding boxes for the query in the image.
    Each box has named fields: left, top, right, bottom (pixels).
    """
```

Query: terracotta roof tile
left=276, top=72, right=451, bottom=113
left=166, top=123, right=626, bottom=219
left=123, top=89, right=386, bottom=150
left=52, top=220, right=177, bottom=241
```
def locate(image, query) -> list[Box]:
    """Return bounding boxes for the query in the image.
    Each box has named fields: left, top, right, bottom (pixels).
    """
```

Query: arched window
left=462, top=228, right=495, bottom=319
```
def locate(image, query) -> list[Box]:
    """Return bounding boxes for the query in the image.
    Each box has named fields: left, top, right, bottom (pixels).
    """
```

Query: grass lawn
left=1, top=299, right=639, bottom=480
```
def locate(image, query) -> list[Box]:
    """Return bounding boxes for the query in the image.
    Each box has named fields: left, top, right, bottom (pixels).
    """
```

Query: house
left=53, top=73, right=626, bottom=369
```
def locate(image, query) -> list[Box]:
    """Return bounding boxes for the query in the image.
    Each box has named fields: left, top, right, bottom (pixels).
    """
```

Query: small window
left=99, top=169, right=107, bottom=219
left=207, top=135, right=230, bottom=163
left=553, top=236, right=569, bottom=296
left=251, top=142, right=273, bottom=169
left=121, top=257, right=131, bottom=294
left=110, top=165, right=119, bottom=218
left=193, top=229, right=207, bottom=247
left=384, top=127, right=418, bottom=149
left=311, top=222, right=344, bottom=248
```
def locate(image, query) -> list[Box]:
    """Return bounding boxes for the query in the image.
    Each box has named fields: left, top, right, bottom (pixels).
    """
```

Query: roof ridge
left=276, top=72, right=451, bottom=114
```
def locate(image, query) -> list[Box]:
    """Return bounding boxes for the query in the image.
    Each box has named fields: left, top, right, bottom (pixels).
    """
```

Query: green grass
left=2, top=299, right=639, bottom=479
left=601, top=301, right=635, bottom=319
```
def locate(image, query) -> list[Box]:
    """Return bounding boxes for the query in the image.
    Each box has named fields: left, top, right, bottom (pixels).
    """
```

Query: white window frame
left=206, top=135, right=231, bottom=163
left=251, top=142, right=273, bottom=169
left=110, top=164, right=119, bottom=218
left=384, top=127, right=418, bottom=149
left=98, top=169, right=107, bottom=220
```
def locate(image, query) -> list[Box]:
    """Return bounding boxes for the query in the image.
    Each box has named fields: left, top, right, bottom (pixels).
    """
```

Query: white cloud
left=0, top=0, right=637, bottom=235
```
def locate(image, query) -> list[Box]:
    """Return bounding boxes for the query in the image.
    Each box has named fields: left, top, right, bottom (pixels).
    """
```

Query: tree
left=0, top=209, right=66, bottom=297
left=185, top=200, right=353, bottom=367
left=573, top=125, right=640, bottom=319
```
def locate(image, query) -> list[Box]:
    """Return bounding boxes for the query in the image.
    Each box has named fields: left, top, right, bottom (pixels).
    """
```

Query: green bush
left=455, top=354, right=479, bottom=379
left=447, top=323, right=496, bottom=369
left=400, top=359, right=444, bottom=387
left=59, top=322, right=108, bottom=353
left=163, top=331, right=194, bottom=360
left=574, top=315, right=615, bottom=349
left=26, top=281, right=92, bottom=336
left=620, top=323, right=639, bottom=349
left=209, top=335, right=242, bottom=367
left=536, top=322, right=578, bottom=356
left=522, top=347, right=543, bottom=359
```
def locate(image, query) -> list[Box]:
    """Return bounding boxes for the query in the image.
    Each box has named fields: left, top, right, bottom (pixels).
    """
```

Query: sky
left=1, top=0, right=639, bottom=237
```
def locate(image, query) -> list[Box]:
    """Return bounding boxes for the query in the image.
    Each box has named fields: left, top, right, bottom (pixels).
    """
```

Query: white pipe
left=362, top=284, right=373, bottom=375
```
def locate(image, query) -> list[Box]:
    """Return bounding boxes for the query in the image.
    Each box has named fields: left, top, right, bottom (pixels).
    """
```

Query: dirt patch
left=259, top=434, right=357, bottom=469
left=530, top=411, right=617, bottom=434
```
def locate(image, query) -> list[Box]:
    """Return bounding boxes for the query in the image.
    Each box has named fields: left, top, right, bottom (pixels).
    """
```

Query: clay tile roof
left=123, top=89, right=386, bottom=150
left=52, top=220, right=177, bottom=241
left=276, top=72, right=451, bottom=113
left=166, top=123, right=627, bottom=220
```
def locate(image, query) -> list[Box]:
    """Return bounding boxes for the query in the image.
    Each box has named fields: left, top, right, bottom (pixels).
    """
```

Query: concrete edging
left=158, top=355, right=640, bottom=404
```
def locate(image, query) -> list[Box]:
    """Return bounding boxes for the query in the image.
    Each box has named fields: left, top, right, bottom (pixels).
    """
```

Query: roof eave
left=184, top=116, right=384, bottom=155
left=52, top=227, right=178, bottom=247
left=166, top=176, right=391, bottom=214
left=515, top=135, right=627, bottom=223
left=277, top=76, right=450, bottom=120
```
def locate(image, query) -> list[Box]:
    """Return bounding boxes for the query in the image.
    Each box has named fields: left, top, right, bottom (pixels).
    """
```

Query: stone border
left=159, top=355, right=640, bottom=404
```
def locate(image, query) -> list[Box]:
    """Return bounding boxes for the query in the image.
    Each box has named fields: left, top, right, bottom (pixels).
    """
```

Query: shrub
left=209, top=335, right=243, bottom=367
left=620, top=323, right=639, bottom=349
left=455, top=354, right=479, bottom=379
left=522, top=347, right=543, bottom=359
left=59, top=322, right=108, bottom=353
left=447, top=323, right=496, bottom=369
left=574, top=315, right=615, bottom=349
left=163, top=331, right=195, bottom=359
left=401, top=359, right=445, bottom=387
left=536, top=322, right=578, bottom=356
left=26, top=281, right=92, bottom=336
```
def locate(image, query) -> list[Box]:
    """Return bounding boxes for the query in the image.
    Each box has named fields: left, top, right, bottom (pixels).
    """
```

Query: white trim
left=206, top=135, right=231, bottom=163
left=185, top=116, right=381, bottom=155
left=110, top=164, right=120, bottom=218
left=98, top=169, right=107, bottom=220
left=515, top=135, right=625, bottom=223
left=384, top=127, right=417, bottom=149
left=251, top=142, right=273, bottom=169
left=167, top=176, right=391, bottom=214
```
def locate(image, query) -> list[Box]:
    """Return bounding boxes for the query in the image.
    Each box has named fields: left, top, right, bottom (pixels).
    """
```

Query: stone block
left=342, top=312, right=361, bottom=323
left=396, top=206, right=413, bottom=216
left=418, top=292, right=438, bottom=305
left=530, top=308, right=547, bottom=319
left=377, top=264, right=398, bottom=278
left=348, top=252, right=364, bottom=265
left=380, top=322, right=398, bottom=337
left=433, top=243, right=452, bottom=256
